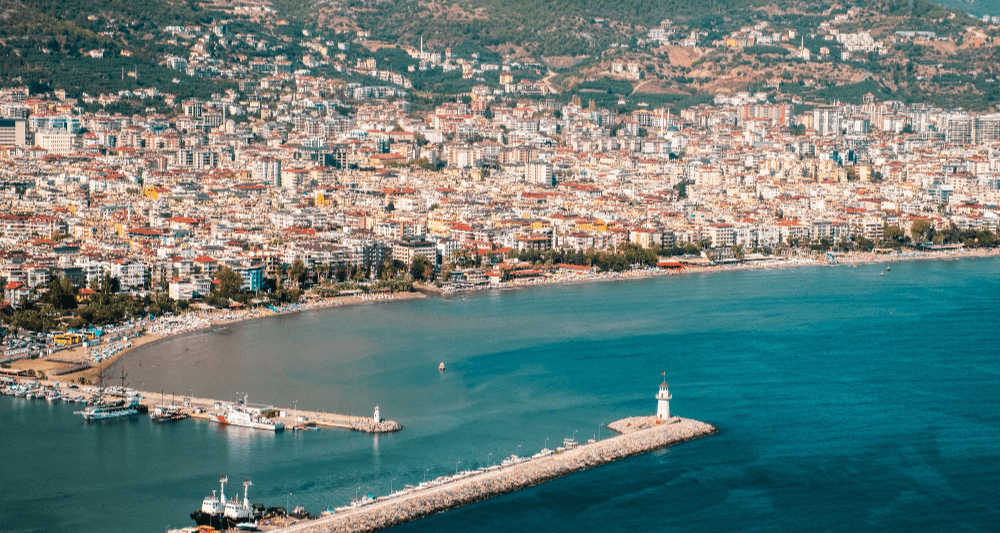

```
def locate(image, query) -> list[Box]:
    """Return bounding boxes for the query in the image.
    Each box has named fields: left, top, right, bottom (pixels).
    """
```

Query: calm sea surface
left=2, top=257, right=999, bottom=533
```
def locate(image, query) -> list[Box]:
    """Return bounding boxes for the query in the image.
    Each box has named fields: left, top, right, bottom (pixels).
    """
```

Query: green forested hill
left=0, top=0, right=227, bottom=98
left=932, top=0, right=1000, bottom=17
left=276, top=0, right=741, bottom=56
left=2, top=0, right=1000, bottom=111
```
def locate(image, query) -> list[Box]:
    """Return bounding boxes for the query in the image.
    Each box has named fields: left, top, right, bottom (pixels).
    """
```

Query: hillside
left=933, top=0, right=1000, bottom=17
left=2, top=0, right=1000, bottom=111
left=0, top=0, right=229, bottom=100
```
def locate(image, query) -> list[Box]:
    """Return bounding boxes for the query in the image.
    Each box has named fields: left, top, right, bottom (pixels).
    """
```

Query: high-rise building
left=0, top=119, right=26, bottom=147
left=526, top=161, right=554, bottom=186
left=812, top=106, right=842, bottom=136
left=252, top=158, right=282, bottom=186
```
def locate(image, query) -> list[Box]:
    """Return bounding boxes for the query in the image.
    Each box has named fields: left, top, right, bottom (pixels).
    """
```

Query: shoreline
left=11, top=248, right=998, bottom=380
left=9, top=291, right=426, bottom=382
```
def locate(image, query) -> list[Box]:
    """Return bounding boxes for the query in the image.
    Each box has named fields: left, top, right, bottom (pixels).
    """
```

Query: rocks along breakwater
left=281, top=416, right=716, bottom=533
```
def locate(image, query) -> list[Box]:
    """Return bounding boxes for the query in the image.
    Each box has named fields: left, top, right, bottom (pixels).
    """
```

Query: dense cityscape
left=3, top=40, right=1000, bottom=345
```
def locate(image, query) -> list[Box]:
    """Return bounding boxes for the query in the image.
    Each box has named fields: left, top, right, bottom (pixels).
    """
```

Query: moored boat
left=191, top=476, right=227, bottom=529
left=210, top=395, right=283, bottom=431
left=149, top=405, right=190, bottom=422
left=75, top=394, right=142, bottom=421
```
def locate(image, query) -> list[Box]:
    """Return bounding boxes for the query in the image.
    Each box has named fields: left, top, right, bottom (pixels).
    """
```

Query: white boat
left=439, top=362, right=446, bottom=371
left=191, top=475, right=261, bottom=529
left=210, top=395, right=284, bottom=431
left=75, top=394, right=142, bottom=421
left=223, top=479, right=256, bottom=525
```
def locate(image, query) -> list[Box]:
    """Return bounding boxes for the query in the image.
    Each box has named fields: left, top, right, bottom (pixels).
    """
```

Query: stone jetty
left=280, top=416, right=715, bottom=533
left=44, top=381, right=402, bottom=434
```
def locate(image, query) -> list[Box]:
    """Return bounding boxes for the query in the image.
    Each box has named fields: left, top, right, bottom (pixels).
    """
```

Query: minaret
left=373, top=405, right=381, bottom=424
left=656, top=373, right=672, bottom=420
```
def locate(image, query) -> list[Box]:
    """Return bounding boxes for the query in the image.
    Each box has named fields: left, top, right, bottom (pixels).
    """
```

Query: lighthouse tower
left=373, top=405, right=381, bottom=424
left=656, top=378, right=672, bottom=420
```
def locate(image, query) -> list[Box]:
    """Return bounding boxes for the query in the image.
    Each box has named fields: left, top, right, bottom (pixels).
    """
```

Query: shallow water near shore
left=2, top=257, right=999, bottom=532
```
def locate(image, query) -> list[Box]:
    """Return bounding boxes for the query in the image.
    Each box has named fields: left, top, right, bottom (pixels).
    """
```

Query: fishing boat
left=149, top=404, right=189, bottom=422
left=150, top=391, right=189, bottom=422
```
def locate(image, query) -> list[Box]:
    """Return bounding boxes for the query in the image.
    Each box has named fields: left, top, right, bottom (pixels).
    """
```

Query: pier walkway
left=279, top=416, right=715, bottom=533
left=48, top=381, right=401, bottom=433
left=145, top=390, right=402, bottom=433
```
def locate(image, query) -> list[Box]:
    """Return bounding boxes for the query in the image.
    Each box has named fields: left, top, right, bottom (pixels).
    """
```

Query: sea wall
left=281, top=416, right=716, bottom=533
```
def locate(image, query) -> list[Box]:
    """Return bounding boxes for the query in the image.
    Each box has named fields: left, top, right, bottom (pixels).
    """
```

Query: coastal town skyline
left=3, top=1, right=1000, bottom=330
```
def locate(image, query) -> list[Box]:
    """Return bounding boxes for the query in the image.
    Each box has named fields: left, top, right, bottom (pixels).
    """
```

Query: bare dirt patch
left=542, top=55, right=591, bottom=69
left=663, top=46, right=702, bottom=68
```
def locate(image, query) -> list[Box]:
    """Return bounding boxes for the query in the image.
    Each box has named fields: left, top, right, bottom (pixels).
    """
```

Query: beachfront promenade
left=279, top=416, right=716, bottom=533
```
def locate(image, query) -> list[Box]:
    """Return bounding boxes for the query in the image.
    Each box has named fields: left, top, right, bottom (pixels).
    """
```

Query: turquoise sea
left=2, top=257, right=999, bottom=533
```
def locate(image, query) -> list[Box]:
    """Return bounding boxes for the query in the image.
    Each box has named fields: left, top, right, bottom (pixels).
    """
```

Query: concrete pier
left=46, top=381, right=401, bottom=433
left=279, top=416, right=715, bottom=533
left=154, top=390, right=403, bottom=433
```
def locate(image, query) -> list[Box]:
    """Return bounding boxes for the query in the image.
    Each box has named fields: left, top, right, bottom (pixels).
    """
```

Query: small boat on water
left=439, top=362, right=446, bottom=371
left=886, top=266, right=891, bottom=271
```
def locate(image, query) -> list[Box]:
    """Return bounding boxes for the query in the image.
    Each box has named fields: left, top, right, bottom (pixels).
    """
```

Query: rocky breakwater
left=281, top=416, right=715, bottom=533
left=351, top=418, right=403, bottom=433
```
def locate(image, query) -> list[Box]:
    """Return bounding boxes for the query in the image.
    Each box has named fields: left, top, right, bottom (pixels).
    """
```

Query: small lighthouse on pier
left=656, top=373, right=672, bottom=420
left=373, top=405, right=381, bottom=424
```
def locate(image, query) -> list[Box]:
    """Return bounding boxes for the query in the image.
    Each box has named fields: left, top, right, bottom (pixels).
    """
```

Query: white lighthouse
left=373, top=405, right=381, bottom=424
left=656, top=378, right=672, bottom=420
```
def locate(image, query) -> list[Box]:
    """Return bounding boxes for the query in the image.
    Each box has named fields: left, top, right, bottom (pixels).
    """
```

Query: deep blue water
left=2, top=257, right=999, bottom=532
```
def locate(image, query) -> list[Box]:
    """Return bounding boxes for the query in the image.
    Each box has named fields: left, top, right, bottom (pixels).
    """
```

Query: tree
left=673, top=180, right=688, bottom=199
left=410, top=255, right=433, bottom=282
left=44, top=277, right=78, bottom=311
left=910, top=219, right=933, bottom=244
left=883, top=224, right=906, bottom=247
left=97, top=273, right=120, bottom=302
left=214, top=267, right=244, bottom=299
left=288, top=258, right=307, bottom=289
